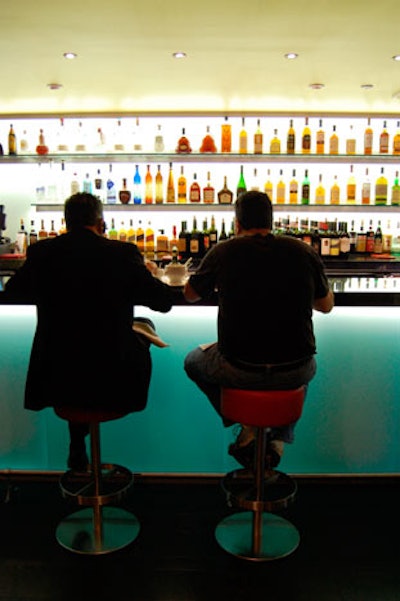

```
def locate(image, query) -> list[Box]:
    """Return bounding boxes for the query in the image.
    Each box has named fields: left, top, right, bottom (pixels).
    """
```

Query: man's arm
left=183, top=281, right=202, bottom=303
left=313, top=289, right=334, bottom=313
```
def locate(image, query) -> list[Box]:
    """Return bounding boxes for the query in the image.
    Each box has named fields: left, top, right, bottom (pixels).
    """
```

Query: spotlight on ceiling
left=172, top=52, right=187, bottom=59
left=284, top=52, right=299, bottom=60
left=63, top=52, right=77, bottom=60
left=47, top=83, right=63, bottom=90
left=309, top=83, right=325, bottom=90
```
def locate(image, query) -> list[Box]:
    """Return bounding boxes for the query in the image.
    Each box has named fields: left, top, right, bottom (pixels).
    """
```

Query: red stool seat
left=221, top=387, right=305, bottom=428
left=55, top=406, right=127, bottom=424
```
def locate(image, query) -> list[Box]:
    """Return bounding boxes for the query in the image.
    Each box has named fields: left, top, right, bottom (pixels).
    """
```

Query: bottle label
left=203, top=188, right=215, bottom=203
left=302, top=135, right=311, bottom=151
left=375, top=183, right=387, bottom=203
left=364, top=133, right=373, bottom=152
left=392, top=187, right=400, bottom=205
left=218, top=191, right=232, bottom=204
left=189, top=187, right=201, bottom=202
left=320, top=238, right=331, bottom=256
left=190, top=239, right=199, bottom=254
left=254, top=134, right=263, bottom=154
left=362, top=183, right=371, bottom=204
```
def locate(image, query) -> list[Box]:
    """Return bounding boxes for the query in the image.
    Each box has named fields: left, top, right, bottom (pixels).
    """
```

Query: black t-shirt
left=188, top=233, right=330, bottom=364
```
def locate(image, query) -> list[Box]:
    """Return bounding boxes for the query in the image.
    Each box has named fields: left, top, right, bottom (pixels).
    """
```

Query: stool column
left=253, top=427, right=267, bottom=556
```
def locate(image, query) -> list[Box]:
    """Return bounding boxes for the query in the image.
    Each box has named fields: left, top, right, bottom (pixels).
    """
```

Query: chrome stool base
left=215, top=511, right=300, bottom=561
left=56, top=506, right=140, bottom=555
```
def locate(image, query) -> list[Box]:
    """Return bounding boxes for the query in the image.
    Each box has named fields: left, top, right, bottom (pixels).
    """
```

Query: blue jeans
left=184, top=343, right=317, bottom=443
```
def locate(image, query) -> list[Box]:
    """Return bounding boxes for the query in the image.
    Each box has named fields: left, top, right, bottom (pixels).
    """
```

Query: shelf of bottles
left=2, top=113, right=400, bottom=263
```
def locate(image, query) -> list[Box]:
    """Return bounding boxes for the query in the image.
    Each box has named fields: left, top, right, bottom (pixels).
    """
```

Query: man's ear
left=234, top=218, right=242, bottom=235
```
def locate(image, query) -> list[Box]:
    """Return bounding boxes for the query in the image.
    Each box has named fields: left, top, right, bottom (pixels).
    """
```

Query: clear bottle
left=346, top=125, right=356, bottom=155
left=132, top=117, right=143, bottom=152
left=133, top=164, right=142, bottom=204
left=383, top=220, right=392, bottom=253
left=113, top=119, right=125, bottom=152
left=154, top=124, right=165, bottom=152
left=83, top=172, right=92, bottom=194
left=71, top=172, right=80, bottom=195
left=106, top=164, right=117, bottom=204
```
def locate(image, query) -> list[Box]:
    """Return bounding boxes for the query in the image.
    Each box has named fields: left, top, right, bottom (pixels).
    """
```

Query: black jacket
left=4, top=228, right=173, bottom=413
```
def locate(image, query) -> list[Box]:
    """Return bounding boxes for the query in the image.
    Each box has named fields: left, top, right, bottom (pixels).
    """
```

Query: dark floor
left=0, top=473, right=399, bottom=601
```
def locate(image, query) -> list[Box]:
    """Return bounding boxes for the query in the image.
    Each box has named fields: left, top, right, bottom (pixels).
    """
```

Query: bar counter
left=0, top=276, right=400, bottom=477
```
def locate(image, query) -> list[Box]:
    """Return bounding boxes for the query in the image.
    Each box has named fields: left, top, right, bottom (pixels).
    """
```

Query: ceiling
left=2, top=0, right=400, bottom=117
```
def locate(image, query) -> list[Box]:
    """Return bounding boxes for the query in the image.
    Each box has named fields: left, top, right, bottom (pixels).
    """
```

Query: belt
left=227, top=356, right=313, bottom=373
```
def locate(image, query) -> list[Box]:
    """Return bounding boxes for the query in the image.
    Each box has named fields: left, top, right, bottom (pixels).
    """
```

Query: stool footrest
left=60, top=463, right=133, bottom=507
left=221, top=468, right=297, bottom=512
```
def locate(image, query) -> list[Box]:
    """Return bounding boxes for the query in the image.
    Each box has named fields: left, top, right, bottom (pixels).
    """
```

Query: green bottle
left=301, top=169, right=310, bottom=205
left=236, top=165, right=247, bottom=199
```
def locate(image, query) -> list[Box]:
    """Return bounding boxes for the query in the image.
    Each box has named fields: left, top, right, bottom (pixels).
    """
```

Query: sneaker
left=67, top=449, right=90, bottom=473
left=132, top=320, right=169, bottom=348
left=266, top=440, right=284, bottom=468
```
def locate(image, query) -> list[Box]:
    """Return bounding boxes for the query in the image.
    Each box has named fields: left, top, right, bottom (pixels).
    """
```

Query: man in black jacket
left=5, top=192, right=173, bottom=470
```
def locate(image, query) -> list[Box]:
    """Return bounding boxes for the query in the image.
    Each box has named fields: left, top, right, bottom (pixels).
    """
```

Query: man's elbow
left=183, top=282, right=201, bottom=303
left=313, top=290, right=334, bottom=313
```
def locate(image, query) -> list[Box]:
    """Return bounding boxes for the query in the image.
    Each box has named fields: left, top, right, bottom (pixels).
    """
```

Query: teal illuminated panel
left=1, top=305, right=400, bottom=475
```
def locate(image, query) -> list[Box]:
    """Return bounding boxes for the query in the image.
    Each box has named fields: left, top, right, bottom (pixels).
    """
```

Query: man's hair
left=64, top=193, right=103, bottom=230
left=235, top=190, right=273, bottom=230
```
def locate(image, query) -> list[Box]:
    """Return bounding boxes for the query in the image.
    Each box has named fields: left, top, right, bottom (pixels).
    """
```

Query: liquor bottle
left=38, top=219, right=48, bottom=240
left=75, top=121, right=86, bottom=152
left=135, top=221, right=145, bottom=252
left=393, top=121, right=400, bottom=155
left=316, top=119, right=325, bottom=154
left=221, top=116, right=232, bottom=152
left=108, top=218, right=118, bottom=240
left=319, top=222, right=331, bottom=258
left=189, top=173, right=201, bottom=203
left=286, top=119, right=295, bottom=154
left=361, top=168, right=371, bottom=205
left=176, top=128, right=192, bottom=153
left=346, top=125, right=356, bottom=155
left=96, top=127, right=106, bottom=152
left=170, top=225, right=180, bottom=253
left=202, top=218, right=210, bottom=256
left=365, top=220, right=375, bottom=253
left=20, top=129, right=29, bottom=153
left=145, top=165, right=153, bottom=204
left=178, top=221, right=190, bottom=259
left=71, top=172, right=80, bottom=195
left=155, top=165, right=163, bottom=204
left=203, top=172, right=215, bottom=203
left=189, top=217, right=202, bottom=259
left=355, top=221, right=367, bottom=253
left=339, top=222, right=351, bottom=259
left=113, top=119, right=125, bottom=152
left=118, top=221, right=127, bottom=242
left=200, top=126, right=217, bottom=152
left=166, top=162, right=175, bottom=203
left=253, top=119, right=263, bottom=154
left=36, top=129, right=49, bottom=155
left=264, top=169, right=273, bottom=201
left=346, top=165, right=356, bottom=204
left=219, top=218, right=228, bottom=241
left=315, top=174, right=325, bottom=205
left=133, top=165, right=142, bottom=204
left=239, top=117, right=248, bottom=153
left=209, top=215, right=218, bottom=248
left=119, top=178, right=131, bottom=204
left=249, top=167, right=260, bottom=191
left=375, top=167, right=388, bottom=205
left=379, top=121, right=389, bottom=154
left=236, top=165, right=247, bottom=199
left=132, top=117, right=143, bottom=152
left=329, top=221, right=340, bottom=257
left=58, top=218, right=66, bottom=235
left=329, top=125, right=339, bottom=155
left=270, top=129, right=281, bottom=154
left=289, top=169, right=298, bottom=204
left=301, top=169, right=310, bottom=205
left=145, top=221, right=155, bottom=259
left=127, top=219, right=136, bottom=244
left=55, top=118, right=68, bottom=153
left=106, top=164, right=117, bottom=204
left=218, top=176, right=233, bottom=204
left=16, top=219, right=27, bottom=254
left=156, top=229, right=169, bottom=258
left=94, top=169, right=103, bottom=201
left=154, top=124, right=165, bottom=152
left=301, top=117, right=311, bottom=154
left=383, top=220, right=392, bottom=253
left=48, top=220, right=58, bottom=239
left=373, top=221, right=383, bottom=254
left=83, top=172, right=92, bottom=193
left=364, top=118, right=373, bottom=154
left=177, top=166, right=187, bottom=203
left=349, top=220, right=357, bottom=253
left=391, top=171, right=400, bottom=206
left=8, top=124, right=17, bottom=155
left=228, top=219, right=235, bottom=238
left=276, top=170, right=285, bottom=204
left=391, top=222, right=400, bottom=255
left=29, top=220, right=38, bottom=245
left=330, top=175, right=340, bottom=205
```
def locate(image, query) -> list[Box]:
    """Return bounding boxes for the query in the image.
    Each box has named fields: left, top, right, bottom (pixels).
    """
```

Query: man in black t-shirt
left=183, top=191, right=333, bottom=468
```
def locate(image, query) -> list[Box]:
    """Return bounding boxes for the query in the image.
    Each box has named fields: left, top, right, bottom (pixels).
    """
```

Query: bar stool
left=54, top=407, right=140, bottom=555
left=215, top=386, right=305, bottom=561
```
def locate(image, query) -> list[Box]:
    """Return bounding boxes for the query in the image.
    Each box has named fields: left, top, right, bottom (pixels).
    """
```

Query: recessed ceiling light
left=392, top=54, right=400, bottom=61
left=284, top=52, right=298, bottom=60
left=361, top=84, right=374, bottom=90
left=47, top=83, right=63, bottom=90
left=309, top=83, right=325, bottom=90
left=63, top=52, right=77, bottom=60
left=172, top=52, right=187, bottom=59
